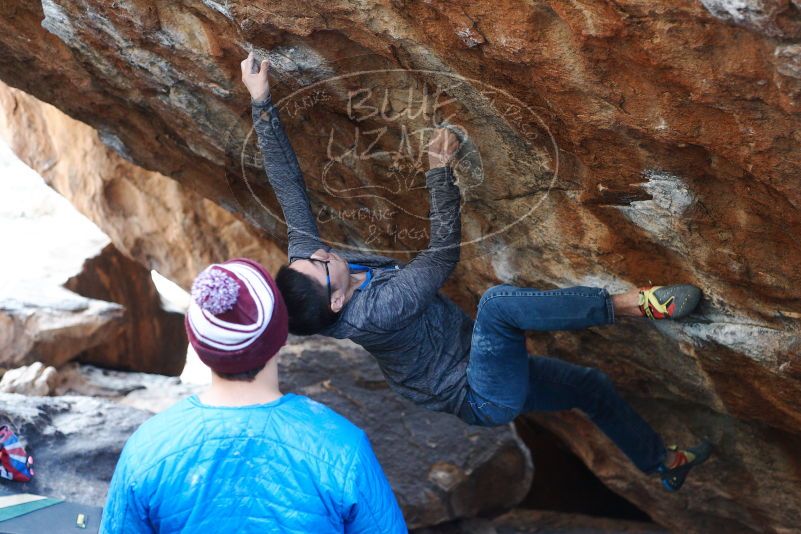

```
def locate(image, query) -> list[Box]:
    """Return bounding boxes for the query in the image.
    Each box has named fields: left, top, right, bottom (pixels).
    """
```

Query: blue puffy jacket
left=100, top=393, right=407, bottom=533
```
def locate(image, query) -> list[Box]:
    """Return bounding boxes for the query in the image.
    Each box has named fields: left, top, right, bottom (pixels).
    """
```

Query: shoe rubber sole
left=653, top=284, right=702, bottom=320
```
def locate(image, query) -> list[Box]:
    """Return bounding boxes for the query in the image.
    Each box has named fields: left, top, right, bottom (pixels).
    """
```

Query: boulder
left=65, top=244, right=187, bottom=375
left=0, top=363, right=58, bottom=396
left=0, top=287, right=124, bottom=369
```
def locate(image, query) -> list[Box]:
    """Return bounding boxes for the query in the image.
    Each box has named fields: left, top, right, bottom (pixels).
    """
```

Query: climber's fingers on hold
left=240, top=51, right=254, bottom=78
left=429, top=128, right=459, bottom=156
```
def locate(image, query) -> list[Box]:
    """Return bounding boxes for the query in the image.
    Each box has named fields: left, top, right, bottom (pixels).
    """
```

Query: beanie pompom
left=191, top=268, right=240, bottom=314
left=186, top=258, right=288, bottom=374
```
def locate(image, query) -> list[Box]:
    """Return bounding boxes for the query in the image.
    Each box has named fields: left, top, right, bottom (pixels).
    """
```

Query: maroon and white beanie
left=185, top=258, right=288, bottom=374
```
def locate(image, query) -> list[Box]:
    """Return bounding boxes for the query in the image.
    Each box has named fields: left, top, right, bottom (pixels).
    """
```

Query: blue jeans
left=457, top=285, right=666, bottom=474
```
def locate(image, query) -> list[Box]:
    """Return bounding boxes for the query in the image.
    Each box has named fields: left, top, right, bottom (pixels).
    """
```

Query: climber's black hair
left=275, top=264, right=340, bottom=335
left=213, top=363, right=266, bottom=382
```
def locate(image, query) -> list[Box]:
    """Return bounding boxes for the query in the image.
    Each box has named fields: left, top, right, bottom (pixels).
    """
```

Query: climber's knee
left=476, top=284, right=517, bottom=330
left=457, top=390, right=521, bottom=427
left=478, top=284, right=515, bottom=311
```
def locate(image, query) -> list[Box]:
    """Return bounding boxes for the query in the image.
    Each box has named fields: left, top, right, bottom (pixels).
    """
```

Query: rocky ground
left=0, top=337, right=536, bottom=530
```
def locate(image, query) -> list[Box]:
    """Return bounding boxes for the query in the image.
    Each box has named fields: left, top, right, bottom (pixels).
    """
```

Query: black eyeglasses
left=291, top=257, right=331, bottom=302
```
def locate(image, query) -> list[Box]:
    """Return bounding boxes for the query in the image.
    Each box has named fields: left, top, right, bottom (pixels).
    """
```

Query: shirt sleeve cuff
left=251, top=94, right=273, bottom=110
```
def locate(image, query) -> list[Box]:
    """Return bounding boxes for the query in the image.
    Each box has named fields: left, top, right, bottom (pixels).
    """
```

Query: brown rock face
left=0, top=1, right=800, bottom=531
left=65, top=244, right=187, bottom=375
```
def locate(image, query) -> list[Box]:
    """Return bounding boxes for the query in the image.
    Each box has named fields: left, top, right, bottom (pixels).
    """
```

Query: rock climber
left=101, top=258, right=405, bottom=532
left=241, top=52, right=711, bottom=492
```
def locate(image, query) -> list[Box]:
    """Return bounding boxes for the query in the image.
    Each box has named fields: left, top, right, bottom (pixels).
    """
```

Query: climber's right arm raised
left=365, top=128, right=462, bottom=330
left=241, top=52, right=323, bottom=259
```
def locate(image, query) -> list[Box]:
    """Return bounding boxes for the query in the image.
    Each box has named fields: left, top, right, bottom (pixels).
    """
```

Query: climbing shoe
left=657, top=440, right=712, bottom=492
left=638, top=285, right=701, bottom=320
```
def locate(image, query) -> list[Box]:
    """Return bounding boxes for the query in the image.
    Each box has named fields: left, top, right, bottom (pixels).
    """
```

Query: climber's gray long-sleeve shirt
left=252, top=98, right=473, bottom=414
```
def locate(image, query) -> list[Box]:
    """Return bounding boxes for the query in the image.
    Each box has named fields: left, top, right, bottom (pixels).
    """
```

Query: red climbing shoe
left=638, top=285, right=701, bottom=320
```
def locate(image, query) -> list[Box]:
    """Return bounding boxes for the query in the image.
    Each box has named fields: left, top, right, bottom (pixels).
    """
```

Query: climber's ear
left=330, top=291, right=345, bottom=314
